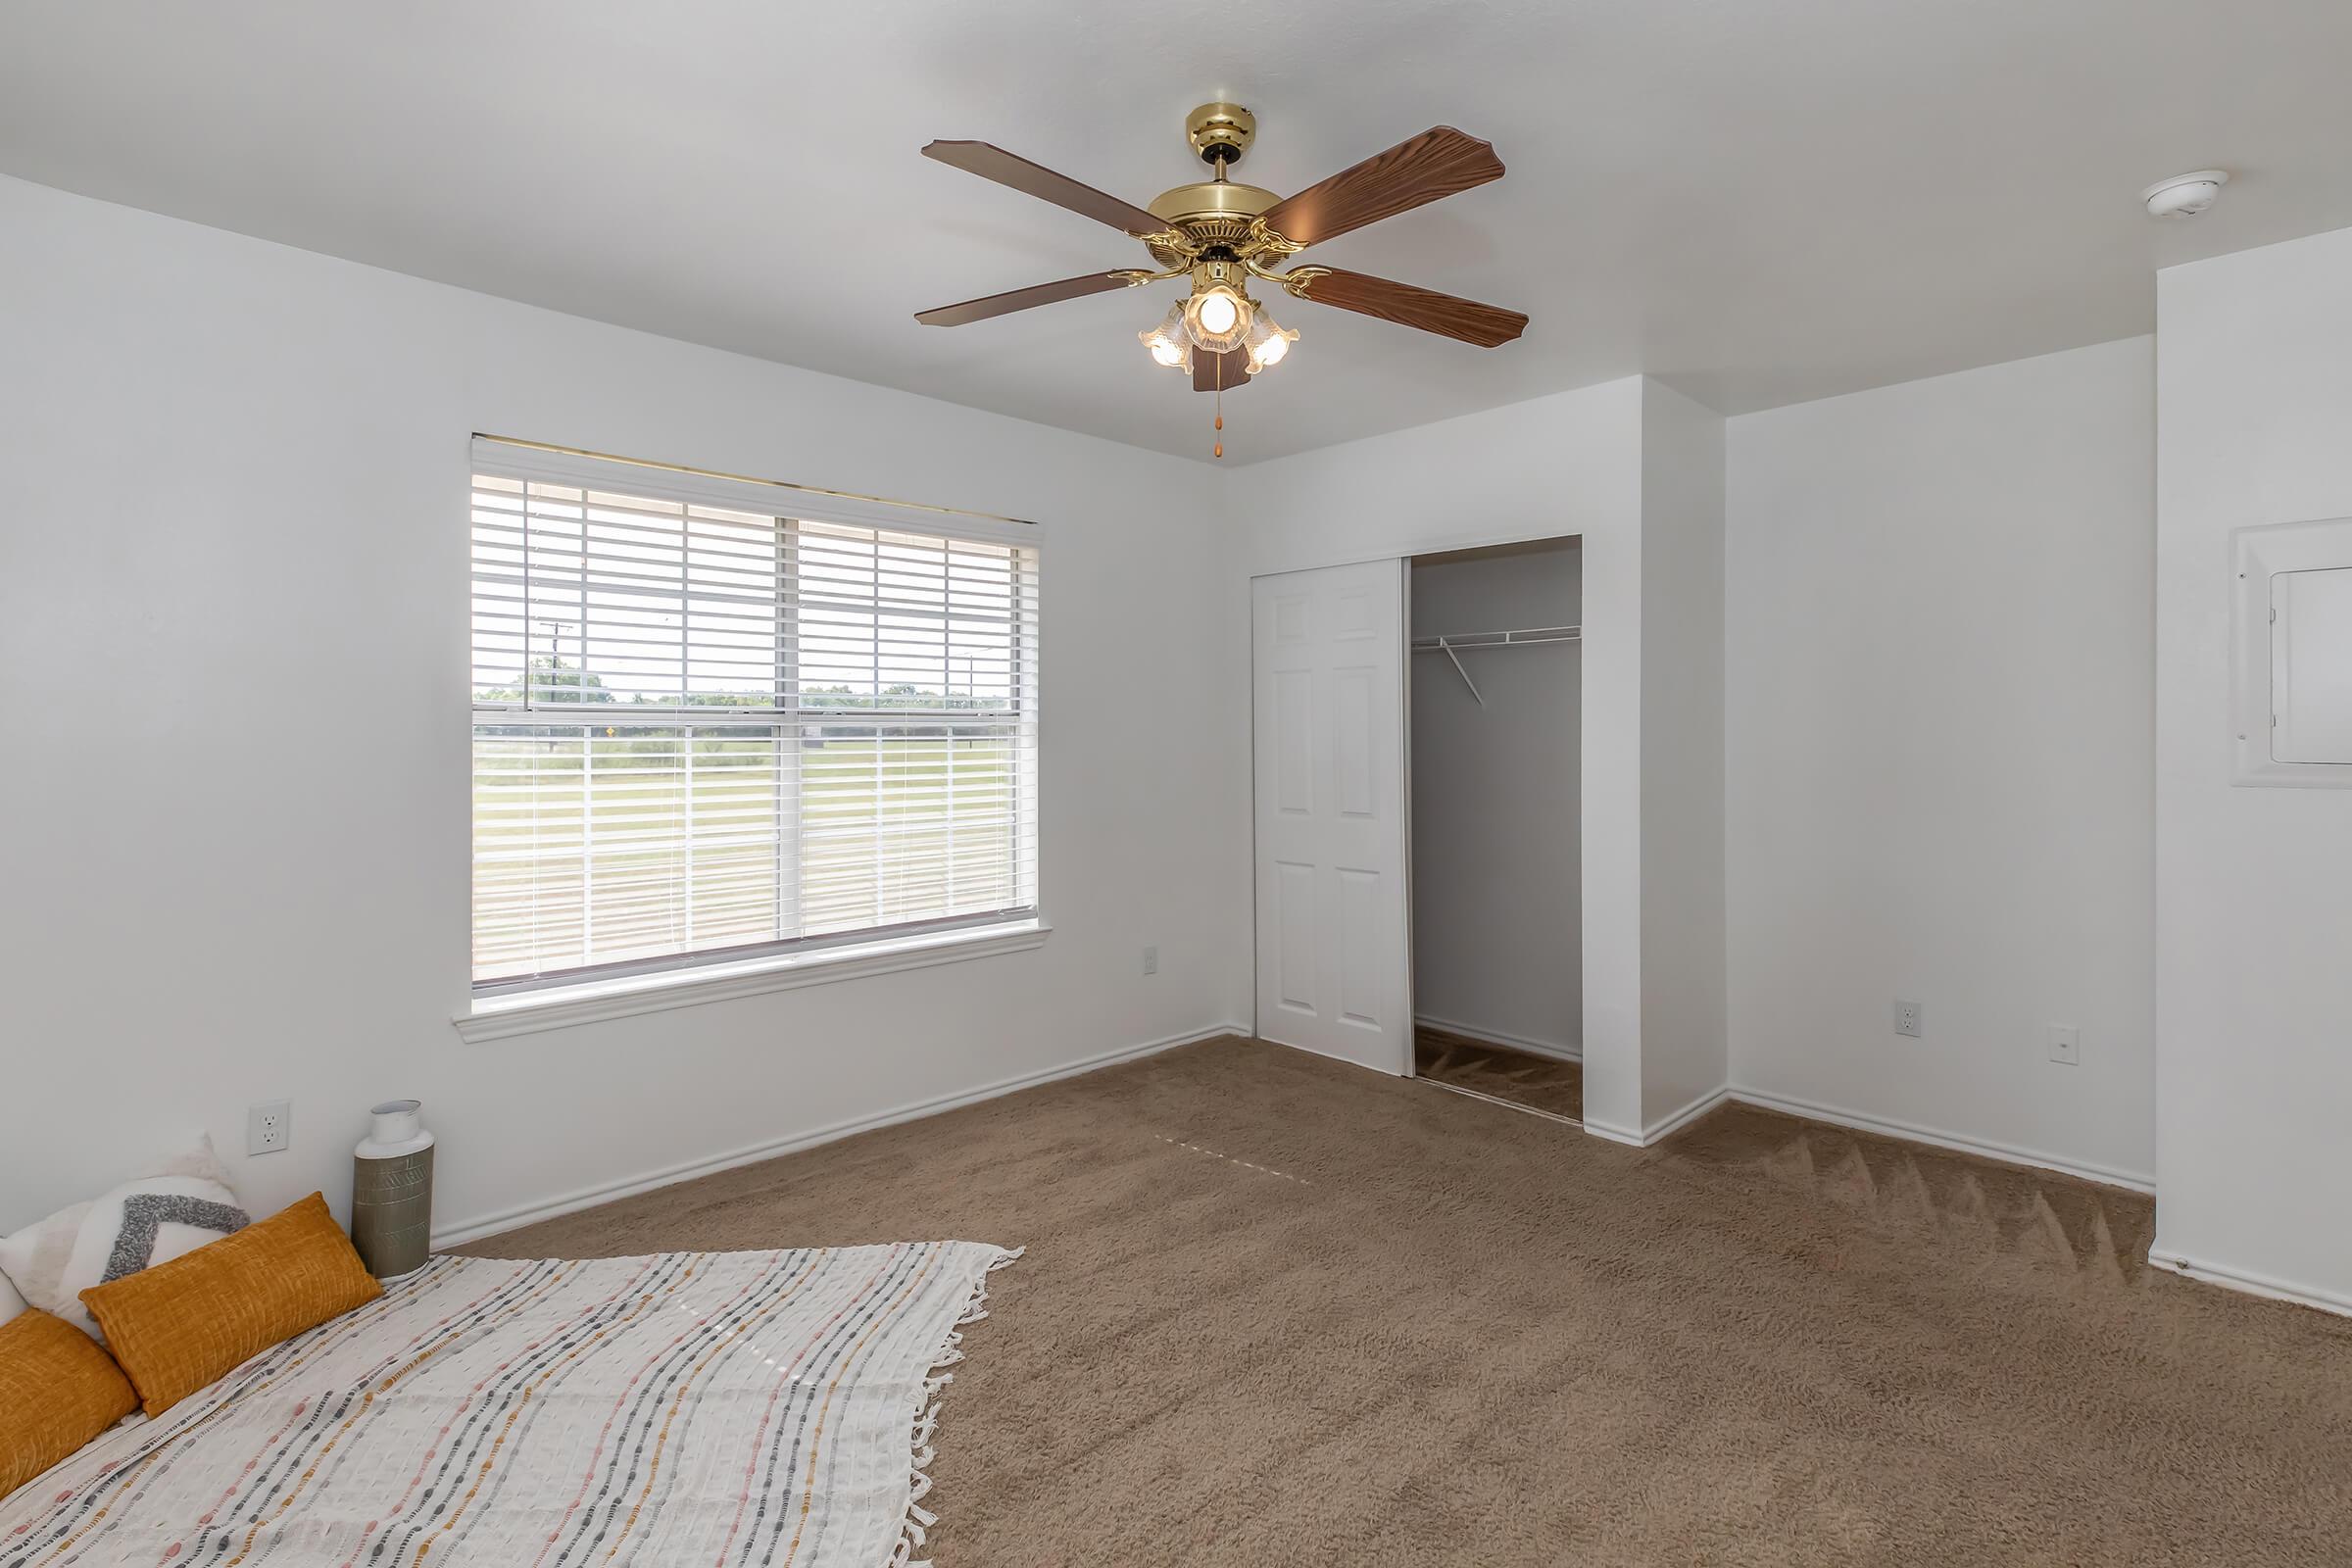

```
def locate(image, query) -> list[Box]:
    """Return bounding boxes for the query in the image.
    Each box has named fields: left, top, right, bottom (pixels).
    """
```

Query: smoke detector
left=2142, top=171, right=2229, bottom=219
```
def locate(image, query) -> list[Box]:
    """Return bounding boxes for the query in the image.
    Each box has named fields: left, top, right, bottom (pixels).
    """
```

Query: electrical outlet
left=1893, top=1000, right=1923, bottom=1039
left=1141, top=946, right=1159, bottom=976
left=247, top=1100, right=292, bottom=1155
left=2048, top=1024, right=2081, bottom=1066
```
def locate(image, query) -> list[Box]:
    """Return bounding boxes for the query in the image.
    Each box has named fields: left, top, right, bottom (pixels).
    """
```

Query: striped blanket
left=1, top=1243, right=1017, bottom=1567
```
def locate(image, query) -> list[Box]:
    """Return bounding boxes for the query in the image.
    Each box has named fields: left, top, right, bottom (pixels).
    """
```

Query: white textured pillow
left=0, top=1137, right=250, bottom=1340
left=0, top=1267, right=24, bottom=1326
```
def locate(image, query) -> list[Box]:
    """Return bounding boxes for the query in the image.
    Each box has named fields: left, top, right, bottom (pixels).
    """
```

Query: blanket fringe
left=894, top=1246, right=1022, bottom=1568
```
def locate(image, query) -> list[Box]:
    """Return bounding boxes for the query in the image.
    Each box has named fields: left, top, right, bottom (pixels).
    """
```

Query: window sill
left=453, top=919, right=1052, bottom=1043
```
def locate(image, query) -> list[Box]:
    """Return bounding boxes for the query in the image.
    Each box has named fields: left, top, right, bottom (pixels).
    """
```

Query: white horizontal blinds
left=471, top=722, right=792, bottom=983
left=791, top=520, right=1040, bottom=937
left=469, top=466, right=1039, bottom=988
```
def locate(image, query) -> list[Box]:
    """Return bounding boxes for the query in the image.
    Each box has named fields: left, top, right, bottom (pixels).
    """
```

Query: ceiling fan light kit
left=918, top=102, right=1529, bottom=457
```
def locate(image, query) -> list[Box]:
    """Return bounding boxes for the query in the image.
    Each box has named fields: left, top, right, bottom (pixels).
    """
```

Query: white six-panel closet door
left=1250, top=560, right=1412, bottom=1074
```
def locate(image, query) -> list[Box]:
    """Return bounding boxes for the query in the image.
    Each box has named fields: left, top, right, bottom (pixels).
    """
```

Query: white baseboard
left=1581, top=1085, right=1732, bottom=1149
left=2146, top=1247, right=2352, bottom=1320
left=435, top=1021, right=1248, bottom=1250
left=1645, top=1086, right=1733, bottom=1143
left=1413, top=1012, right=1582, bottom=1063
left=1726, top=1085, right=2156, bottom=1196
left=1607, top=1090, right=2345, bottom=1319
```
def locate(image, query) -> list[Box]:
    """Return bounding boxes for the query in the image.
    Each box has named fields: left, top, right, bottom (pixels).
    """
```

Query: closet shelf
left=1410, top=625, right=1580, bottom=706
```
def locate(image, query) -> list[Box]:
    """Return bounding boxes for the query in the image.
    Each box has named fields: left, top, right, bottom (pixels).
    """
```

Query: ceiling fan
left=915, top=103, right=1527, bottom=452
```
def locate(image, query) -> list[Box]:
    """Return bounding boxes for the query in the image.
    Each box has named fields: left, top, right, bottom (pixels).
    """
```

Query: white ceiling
left=5, top=1, right=2349, bottom=464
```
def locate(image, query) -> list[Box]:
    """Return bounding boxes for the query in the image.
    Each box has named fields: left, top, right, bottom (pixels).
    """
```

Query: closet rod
left=1408, top=624, right=1582, bottom=650
left=1410, top=625, right=1581, bottom=705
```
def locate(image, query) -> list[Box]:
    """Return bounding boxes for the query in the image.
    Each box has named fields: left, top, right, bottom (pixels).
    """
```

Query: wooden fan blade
left=915, top=271, right=1135, bottom=327
left=1259, top=127, right=1505, bottom=248
left=922, top=140, right=1168, bottom=237
left=1192, top=345, right=1251, bottom=392
left=1287, top=267, right=1528, bottom=347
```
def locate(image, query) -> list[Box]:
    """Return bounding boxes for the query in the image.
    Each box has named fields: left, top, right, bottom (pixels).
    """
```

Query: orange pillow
left=0, top=1307, right=138, bottom=1496
left=79, top=1193, right=383, bottom=1417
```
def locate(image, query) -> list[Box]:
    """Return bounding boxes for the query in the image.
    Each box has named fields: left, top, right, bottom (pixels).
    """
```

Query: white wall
left=2152, top=228, right=2352, bottom=1309
left=1723, top=337, right=2157, bottom=1187
left=1409, top=545, right=1582, bottom=1054
left=0, top=174, right=1244, bottom=1243
left=1636, top=382, right=1727, bottom=1133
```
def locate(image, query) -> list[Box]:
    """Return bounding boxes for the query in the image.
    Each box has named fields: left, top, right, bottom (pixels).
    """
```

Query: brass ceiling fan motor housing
left=1147, top=103, right=1280, bottom=267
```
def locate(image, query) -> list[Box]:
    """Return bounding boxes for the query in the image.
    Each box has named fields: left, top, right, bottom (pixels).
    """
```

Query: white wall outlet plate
left=2048, top=1024, right=2081, bottom=1065
left=1142, top=945, right=1159, bottom=975
left=1893, top=1000, right=1923, bottom=1038
left=248, top=1100, right=292, bottom=1155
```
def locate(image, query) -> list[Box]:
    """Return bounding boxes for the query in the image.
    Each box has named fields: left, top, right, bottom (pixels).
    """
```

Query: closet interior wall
left=1409, top=540, right=1585, bottom=1058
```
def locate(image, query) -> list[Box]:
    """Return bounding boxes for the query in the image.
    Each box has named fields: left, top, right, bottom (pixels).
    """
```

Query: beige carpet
left=1414, top=1024, right=1584, bottom=1118
left=459, top=1036, right=2352, bottom=1566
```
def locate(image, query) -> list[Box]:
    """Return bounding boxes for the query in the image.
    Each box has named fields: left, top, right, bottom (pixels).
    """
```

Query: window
left=467, top=442, right=1040, bottom=994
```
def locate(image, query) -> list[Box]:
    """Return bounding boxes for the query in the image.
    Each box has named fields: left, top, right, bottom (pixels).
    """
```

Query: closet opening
left=1407, top=535, right=1584, bottom=1122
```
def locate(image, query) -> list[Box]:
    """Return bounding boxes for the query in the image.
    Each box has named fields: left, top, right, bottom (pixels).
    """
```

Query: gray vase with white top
left=351, top=1100, right=435, bottom=1279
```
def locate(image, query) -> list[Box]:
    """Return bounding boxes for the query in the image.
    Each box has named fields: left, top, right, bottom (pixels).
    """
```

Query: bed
left=0, top=1242, right=1015, bottom=1567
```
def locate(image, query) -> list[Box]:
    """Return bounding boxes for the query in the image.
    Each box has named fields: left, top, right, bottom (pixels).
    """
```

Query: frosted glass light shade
left=1184, top=286, right=1251, bottom=353
left=1138, top=302, right=1192, bottom=370
left=1245, top=308, right=1298, bottom=372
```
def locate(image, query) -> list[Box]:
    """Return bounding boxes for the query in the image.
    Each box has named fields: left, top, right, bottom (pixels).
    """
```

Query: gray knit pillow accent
left=100, top=1194, right=250, bottom=1284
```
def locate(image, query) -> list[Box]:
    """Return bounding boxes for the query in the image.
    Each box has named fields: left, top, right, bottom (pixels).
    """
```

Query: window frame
left=465, top=437, right=1044, bottom=1007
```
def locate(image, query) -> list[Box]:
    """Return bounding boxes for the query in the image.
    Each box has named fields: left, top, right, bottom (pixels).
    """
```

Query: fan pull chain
left=1213, top=363, right=1225, bottom=459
